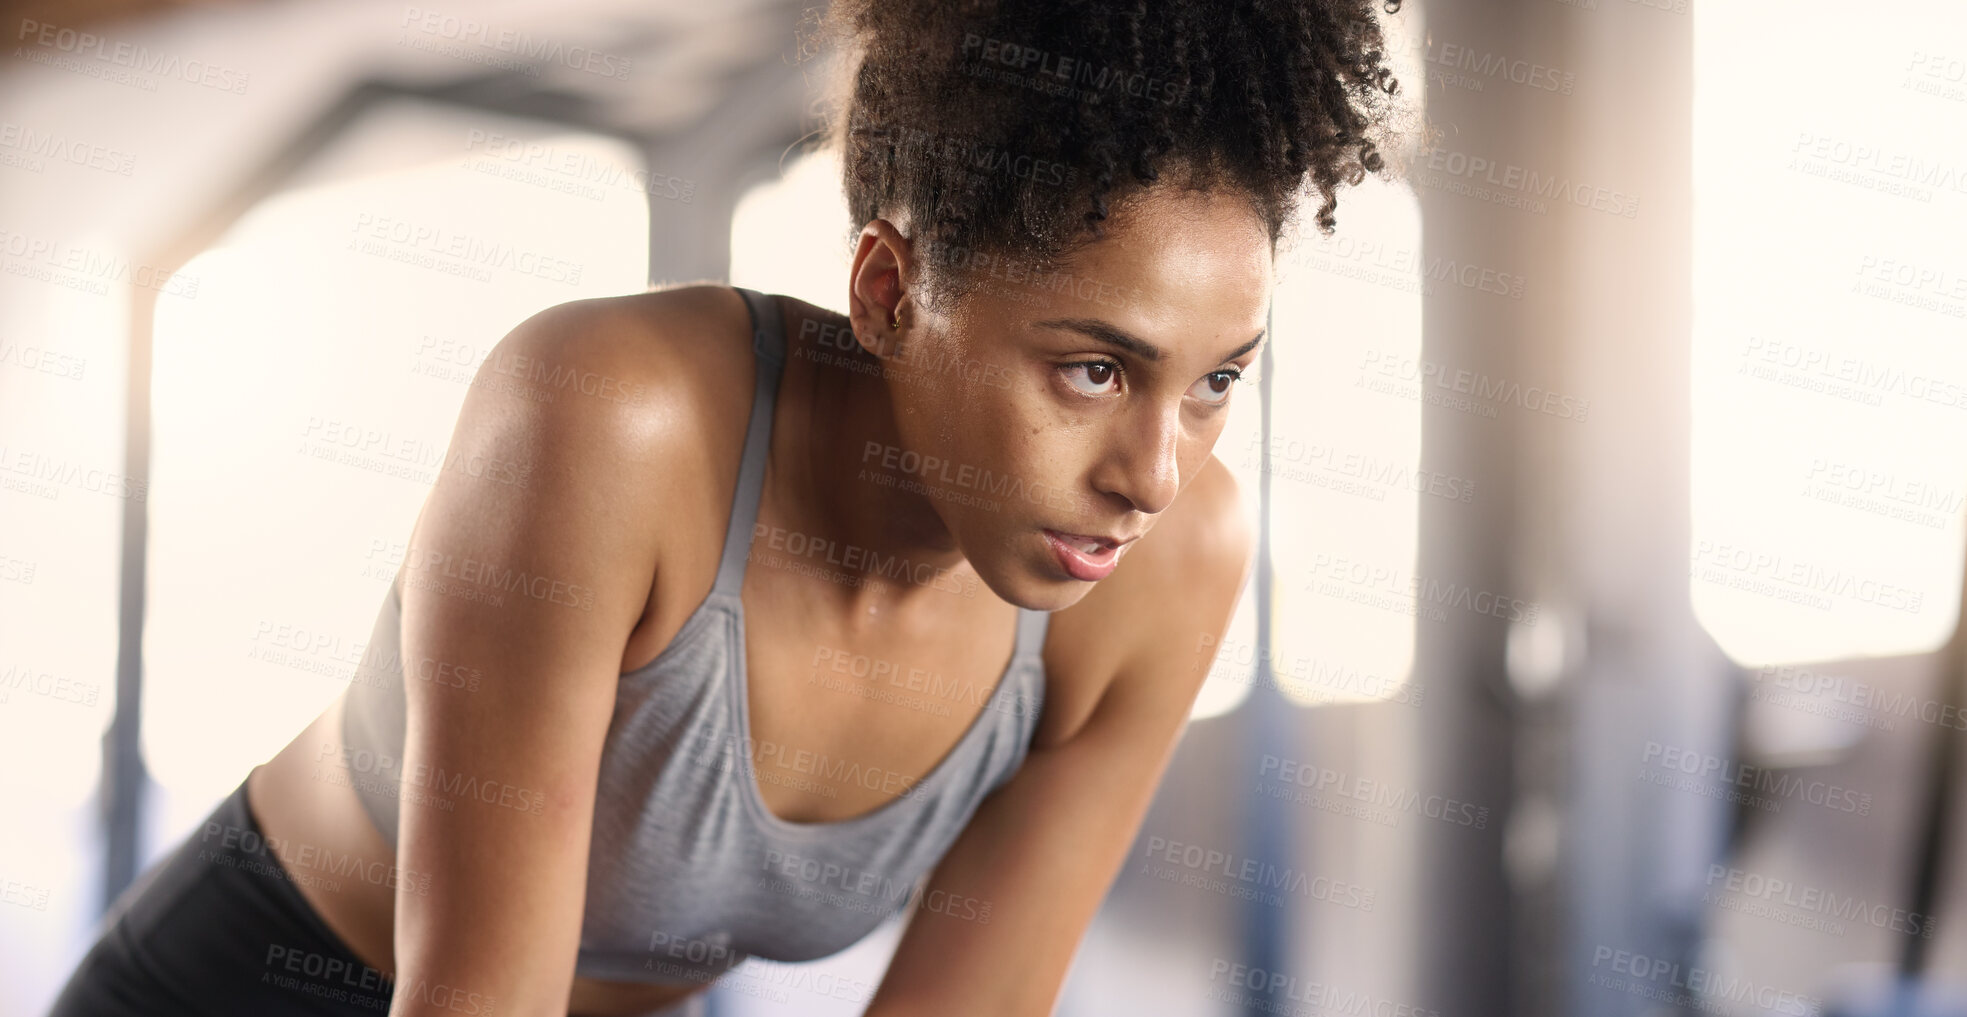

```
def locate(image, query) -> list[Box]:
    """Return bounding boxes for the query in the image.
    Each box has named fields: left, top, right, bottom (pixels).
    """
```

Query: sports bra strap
left=714, top=287, right=787, bottom=598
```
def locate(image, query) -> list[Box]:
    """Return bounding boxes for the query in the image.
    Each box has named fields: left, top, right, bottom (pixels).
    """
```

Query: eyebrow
left=1034, top=317, right=1266, bottom=365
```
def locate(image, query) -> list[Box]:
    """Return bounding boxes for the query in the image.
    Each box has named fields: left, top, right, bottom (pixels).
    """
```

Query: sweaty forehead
left=1077, top=187, right=1268, bottom=310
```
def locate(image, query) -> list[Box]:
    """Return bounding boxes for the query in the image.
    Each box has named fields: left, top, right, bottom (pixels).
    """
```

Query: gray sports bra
left=336, top=286, right=1050, bottom=984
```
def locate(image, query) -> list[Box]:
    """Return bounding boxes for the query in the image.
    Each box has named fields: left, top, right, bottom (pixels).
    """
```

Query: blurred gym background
left=3, top=0, right=1966, bottom=1014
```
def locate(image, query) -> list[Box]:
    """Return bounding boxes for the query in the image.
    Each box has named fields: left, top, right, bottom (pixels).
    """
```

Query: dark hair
left=808, top=0, right=1408, bottom=309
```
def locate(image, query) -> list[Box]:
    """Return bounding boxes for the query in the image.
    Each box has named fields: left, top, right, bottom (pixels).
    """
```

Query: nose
left=1094, top=398, right=1183, bottom=517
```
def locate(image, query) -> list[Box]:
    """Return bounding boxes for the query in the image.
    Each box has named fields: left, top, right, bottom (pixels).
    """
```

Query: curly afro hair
left=804, top=0, right=1409, bottom=310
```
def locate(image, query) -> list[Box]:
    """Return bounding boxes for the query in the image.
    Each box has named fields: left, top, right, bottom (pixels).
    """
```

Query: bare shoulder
left=435, top=282, right=761, bottom=590
left=472, top=285, right=765, bottom=461
left=500, top=284, right=752, bottom=402
left=1033, top=454, right=1256, bottom=747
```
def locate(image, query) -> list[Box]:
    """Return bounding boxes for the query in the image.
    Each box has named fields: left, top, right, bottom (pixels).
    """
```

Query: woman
left=50, top=0, right=1403, bottom=1014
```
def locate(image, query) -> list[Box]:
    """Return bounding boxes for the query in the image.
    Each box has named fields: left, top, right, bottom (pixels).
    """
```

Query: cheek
left=975, top=408, right=1050, bottom=496
left=1175, top=425, right=1225, bottom=486
left=1188, top=416, right=1230, bottom=456
left=898, top=386, right=1023, bottom=485
left=956, top=395, right=1078, bottom=523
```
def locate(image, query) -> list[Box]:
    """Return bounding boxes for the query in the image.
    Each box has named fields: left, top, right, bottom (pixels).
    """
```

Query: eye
left=1060, top=359, right=1123, bottom=397
left=1190, top=367, right=1244, bottom=407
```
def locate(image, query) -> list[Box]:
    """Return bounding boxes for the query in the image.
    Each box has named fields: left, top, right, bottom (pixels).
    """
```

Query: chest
left=736, top=574, right=1034, bottom=824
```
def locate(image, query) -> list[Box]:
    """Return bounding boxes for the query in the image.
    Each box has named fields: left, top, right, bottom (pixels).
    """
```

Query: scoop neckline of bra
left=615, top=288, right=1039, bottom=837
left=619, top=590, right=1032, bottom=837
left=730, top=591, right=1030, bottom=836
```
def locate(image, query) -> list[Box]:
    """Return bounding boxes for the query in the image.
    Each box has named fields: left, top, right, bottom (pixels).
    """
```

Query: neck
left=765, top=305, right=985, bottom=628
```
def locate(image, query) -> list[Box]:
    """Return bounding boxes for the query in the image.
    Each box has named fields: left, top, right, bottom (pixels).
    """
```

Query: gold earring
left=889, top=309, right=900, bottom=329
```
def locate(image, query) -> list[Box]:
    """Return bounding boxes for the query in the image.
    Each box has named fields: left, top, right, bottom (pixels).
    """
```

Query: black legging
left=47, top=779, right=712, bottom=1016
left=47, top=777, right=401, bottom=1016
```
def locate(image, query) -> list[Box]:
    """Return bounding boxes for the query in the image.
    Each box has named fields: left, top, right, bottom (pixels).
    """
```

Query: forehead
left=1027, top=184, right=1273, bottom=353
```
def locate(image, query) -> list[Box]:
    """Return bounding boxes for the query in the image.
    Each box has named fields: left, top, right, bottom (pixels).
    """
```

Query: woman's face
left=874, top=183, right=1273, bottom=612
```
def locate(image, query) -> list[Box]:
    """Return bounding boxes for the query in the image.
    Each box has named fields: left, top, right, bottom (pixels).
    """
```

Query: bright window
left=732, top=148, right=856, bottom=310
left=1691, top=0, right=1967, bottom=665
left=1260, top=177, right=1427, bottom=707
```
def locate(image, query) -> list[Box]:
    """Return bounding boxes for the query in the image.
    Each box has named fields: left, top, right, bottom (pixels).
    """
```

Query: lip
left=1042, top=528, right=1133, bottom=582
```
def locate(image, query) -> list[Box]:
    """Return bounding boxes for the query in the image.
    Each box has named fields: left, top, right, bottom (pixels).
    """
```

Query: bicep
left=387, top=303, right=670, bottom=1015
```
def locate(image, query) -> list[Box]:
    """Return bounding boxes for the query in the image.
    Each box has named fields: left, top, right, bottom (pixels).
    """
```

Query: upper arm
left=865, top=456, right=1257, bottom=1017
left=387, top=297, right=687, bottom=1015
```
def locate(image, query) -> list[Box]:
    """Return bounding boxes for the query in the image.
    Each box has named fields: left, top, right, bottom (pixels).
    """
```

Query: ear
left=847, top=218, right=915, bottom=359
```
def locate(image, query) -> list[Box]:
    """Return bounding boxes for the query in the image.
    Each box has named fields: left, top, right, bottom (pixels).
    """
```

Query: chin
left=971, top=553, right=1093, bottom=613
